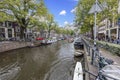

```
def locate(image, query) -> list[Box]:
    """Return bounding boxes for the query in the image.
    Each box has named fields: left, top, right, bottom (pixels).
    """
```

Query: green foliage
left=0, top=0, right=49, bottom=39
left=75, top=0, right=119, bottom=35
left=75, top=0, right=95, bottom=34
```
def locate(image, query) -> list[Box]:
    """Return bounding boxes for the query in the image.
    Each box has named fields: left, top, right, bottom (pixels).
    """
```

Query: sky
left=44, top=0, right=78, bottom=27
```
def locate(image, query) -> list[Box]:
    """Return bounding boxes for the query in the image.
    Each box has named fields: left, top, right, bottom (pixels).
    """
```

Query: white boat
left=46, top=39, right=57, bottom=44
left=74, top=50, right=84, bottom=57
left=41, top=38, right=57, bottom=45
left=73, top=62, right=83, bottom=80
left=47, top=40, right=52, bottom=44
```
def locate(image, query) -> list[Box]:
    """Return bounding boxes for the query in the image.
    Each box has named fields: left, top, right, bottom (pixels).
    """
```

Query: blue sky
left=44, top=0, right=78, bottom=27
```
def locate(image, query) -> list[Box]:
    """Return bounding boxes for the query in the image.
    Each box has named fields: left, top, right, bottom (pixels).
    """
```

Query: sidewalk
left=85, top=48, right=120, bottom=80
left=84, top=47, right=98, bottom=80
left=100, top=48, right=120, bottom=66
left=84, top=39, right=120, bottom=80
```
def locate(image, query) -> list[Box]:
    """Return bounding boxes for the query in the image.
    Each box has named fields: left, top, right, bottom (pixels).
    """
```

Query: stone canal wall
left=0, top=41, right=31, bottom=53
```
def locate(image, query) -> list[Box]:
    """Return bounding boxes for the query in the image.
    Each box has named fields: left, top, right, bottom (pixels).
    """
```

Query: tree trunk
left=47, top=23, right=52, bottom=39
left=20, top=18, right=27, bottom=40
left=20, top=26, right=25, bottom=40
left=48, top=29, right=50, bottom=38
left=40, top=29, right=44, bottom=38
left=90, top=25, right=94, bottom=39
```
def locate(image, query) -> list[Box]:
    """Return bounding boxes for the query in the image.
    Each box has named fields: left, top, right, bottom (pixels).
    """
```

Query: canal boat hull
left=74, top=38, right=84, bottom=50
left=73, top=62, right=83, bottom=80
left=41, top=39, right=57, bottom=45
left=74, top=50, right=84, bottom=57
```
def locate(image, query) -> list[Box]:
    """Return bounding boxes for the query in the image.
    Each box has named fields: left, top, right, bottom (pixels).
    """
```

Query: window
left=0, top=28, right=5, bottom=33
left=8, top=29, right=12, bottom=37
left=0, top=22, right=3, bottom=26
left=8, top=22, right=12, bottom=27
left=0, top=28, right=5, bottom=38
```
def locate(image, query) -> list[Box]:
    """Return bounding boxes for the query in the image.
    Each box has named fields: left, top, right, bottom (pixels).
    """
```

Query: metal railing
left=81, top=38, right=100, bottom=66
left=81, top=38, right=118, bottom=80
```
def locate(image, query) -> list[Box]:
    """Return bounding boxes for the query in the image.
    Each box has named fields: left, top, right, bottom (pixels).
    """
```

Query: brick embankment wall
left=0, top=41, right=31, bottom=53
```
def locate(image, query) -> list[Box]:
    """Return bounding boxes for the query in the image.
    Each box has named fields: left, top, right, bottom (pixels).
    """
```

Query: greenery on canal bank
left=97, top=41, right=120, bottom=56
left=86, top=38, right=120, bottom=56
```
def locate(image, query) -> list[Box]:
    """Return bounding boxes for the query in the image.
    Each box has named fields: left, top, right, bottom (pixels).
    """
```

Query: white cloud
left=64, top=21, right=68, bottom=25
left=59, top=10, right=66, bottom=15
left=71, top=7, right=77, bottom=13
left=70, top=22, right=73, bottom=25
left=59, top=24, right=63, bottom=27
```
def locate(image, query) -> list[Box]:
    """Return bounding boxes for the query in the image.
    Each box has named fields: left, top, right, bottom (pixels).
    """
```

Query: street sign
left=89, top=2, right=103, bottom=14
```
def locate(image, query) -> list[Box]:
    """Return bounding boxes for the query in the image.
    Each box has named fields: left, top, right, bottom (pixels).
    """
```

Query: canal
left=0, top=41, right=82, bottom=80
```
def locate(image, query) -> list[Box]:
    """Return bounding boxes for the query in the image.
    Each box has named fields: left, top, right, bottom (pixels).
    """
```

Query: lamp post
left=94, top=0, right=97, bottom=46
left=89, top=0, right=102, bottom=46
left=89, top=0, right=102, bottom=65
left=118, top=18, right=120, bottom=39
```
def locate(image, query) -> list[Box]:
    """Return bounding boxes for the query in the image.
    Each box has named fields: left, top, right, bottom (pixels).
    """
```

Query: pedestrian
left=117, top=37, right=120, bottom=44
left=111, top=38, right=114, bottom=43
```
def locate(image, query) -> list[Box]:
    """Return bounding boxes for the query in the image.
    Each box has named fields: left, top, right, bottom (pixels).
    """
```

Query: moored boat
left=74, top=50, right=84, bottom=57
left=73, top=62, right=83, bottom=80
left=96, top=65, right=120, bottom=80
left=68, top=38, right=74, bottom=43
left=74, top=38, right=84, bottom=50
left=41, top=39, right=57, bottom=45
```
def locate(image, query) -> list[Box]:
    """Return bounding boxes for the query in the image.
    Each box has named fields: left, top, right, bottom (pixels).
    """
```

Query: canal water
left=0, top=41, right=82, bottom=80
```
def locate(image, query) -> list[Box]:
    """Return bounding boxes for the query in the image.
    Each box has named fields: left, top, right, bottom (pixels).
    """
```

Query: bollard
left=91, top=48, right=95, bottom=65
left=88, top=46, right=90, bottom=56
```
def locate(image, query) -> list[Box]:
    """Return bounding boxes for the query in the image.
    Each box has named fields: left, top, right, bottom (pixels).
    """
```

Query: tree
left=75, top=0, right=95, bottom=38
left=103, top=0, right=118, bottom=27
left=45, top=14, right=54, bottom=38
left=74, top=0, right=118, bottom=39
left=0, top=0, right=48, bottom=39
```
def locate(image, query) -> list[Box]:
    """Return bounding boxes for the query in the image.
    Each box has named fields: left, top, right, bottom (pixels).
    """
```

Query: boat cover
left=101, top=65, right=120, bottom=80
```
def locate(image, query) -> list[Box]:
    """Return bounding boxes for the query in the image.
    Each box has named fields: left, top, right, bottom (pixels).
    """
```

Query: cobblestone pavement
left=100, top=48, right=120, bottom=66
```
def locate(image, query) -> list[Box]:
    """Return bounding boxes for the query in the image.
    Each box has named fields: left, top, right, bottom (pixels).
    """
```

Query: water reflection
left=0, top=41, right=82, bottom=80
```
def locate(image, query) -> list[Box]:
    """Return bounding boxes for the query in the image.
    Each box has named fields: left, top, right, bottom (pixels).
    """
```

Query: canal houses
left=97, top=1, right=120, bottom=42
left=98, top=18, right=108, bottom=41
left=0, top=21, right=15, bottom=40
left=12, top=22, right=21, bottom=40
left=0, top=21, right=47, bottom=41
left=97, top=18, right=120, bottom=42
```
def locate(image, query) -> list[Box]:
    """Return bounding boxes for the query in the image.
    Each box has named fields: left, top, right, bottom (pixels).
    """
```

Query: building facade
left=98, top=0, right=120, bottom=41
left=98, top=18, right=120, bottom=41
left=0, top=21, right=15, bottom=40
